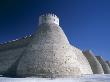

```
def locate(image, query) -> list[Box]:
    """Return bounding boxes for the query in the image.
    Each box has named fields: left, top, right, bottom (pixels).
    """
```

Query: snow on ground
left=0, top=74, right=110, bottom=82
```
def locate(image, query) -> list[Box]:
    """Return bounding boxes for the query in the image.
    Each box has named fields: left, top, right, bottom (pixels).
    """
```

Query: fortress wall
left=82, top=50, right=104, bottom=74
left=71, top=46, right=93, bottom=74
left=96, top=56, right=110, bottom=74
left=0, top=47, right=26, bottom=75
left=1, top=13, right=110, bottom=77
left=106, top=61, right=110, bottom=68
left=0, top=36, right=31, bottom=52
left=0, top=36, right=31, bottom=75
left=16, top=24, right=92, bottom=77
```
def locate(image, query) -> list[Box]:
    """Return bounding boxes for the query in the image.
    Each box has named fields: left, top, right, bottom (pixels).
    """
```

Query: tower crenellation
left=39, top=13, right=59, bottom=25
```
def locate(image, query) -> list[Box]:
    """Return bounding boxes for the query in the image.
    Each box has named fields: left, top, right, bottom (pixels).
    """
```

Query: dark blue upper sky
left=0, top=0, right=110, bottom=60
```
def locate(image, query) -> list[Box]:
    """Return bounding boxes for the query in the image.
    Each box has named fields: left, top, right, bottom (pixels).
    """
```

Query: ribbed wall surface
left=96, top=56, right=110, bottom=74
left=106, top=61, right=110, bottom=68
left=71, top=47, right=93, bottom=74
left=83, top=50, right=104, bottom=74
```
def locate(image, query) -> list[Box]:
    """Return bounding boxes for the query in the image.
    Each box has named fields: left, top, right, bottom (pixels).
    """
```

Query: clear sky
left=0, top=0, right=110, bottom=60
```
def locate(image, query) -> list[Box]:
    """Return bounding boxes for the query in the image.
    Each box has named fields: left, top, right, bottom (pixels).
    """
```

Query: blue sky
left=0, top=0, right=110, bottom=60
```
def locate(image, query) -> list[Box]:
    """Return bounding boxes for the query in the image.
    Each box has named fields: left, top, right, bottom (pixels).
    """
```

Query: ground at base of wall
left=0, top=74, right=110, bottom=82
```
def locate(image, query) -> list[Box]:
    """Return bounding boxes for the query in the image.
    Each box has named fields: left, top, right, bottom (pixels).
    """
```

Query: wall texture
left=82, top=50, right=104, bottom=74
left=96, top=56, right=110, bottom=74
left=0, top=37, right=31, bottom=76
left=106, top=61, right=110, bottom=68
left=71, top=47, right=93, bottom=74
left=16, top=23, right=92, bottom=77
left=0, top=22, right=109, bottom=77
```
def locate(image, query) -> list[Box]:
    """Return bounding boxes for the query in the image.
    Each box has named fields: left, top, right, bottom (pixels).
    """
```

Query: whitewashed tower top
left=39, top=13, right=59, bottom=25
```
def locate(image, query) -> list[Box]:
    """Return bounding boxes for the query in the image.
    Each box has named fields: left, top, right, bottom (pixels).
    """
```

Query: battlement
left=0, top=35, right=32, bottom=51
left=39, top=13, right=59, bottom=25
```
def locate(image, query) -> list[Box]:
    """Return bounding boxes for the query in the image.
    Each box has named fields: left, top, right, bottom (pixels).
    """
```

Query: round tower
left=39, top=13, right=59, bottom=25
left=16, top=13, right=93, bottom=77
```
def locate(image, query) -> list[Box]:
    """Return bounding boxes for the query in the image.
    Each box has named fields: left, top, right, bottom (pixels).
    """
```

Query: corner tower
left=39, top=14, right=59, bottom=25
left=16, top=13, right=92, bottom=77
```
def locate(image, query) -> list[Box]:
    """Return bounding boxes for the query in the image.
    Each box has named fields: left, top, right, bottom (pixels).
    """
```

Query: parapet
left=0, top=35, right=32, bottom=52
left=39, top=13, right=59, bottom=25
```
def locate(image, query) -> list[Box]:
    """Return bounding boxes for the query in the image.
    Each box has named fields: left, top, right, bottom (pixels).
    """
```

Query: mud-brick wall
left=0, top=36, right=31, bottom=75
left=82, top=50, right=104, bottom=74
left=0, top=47, right=26, bottom=75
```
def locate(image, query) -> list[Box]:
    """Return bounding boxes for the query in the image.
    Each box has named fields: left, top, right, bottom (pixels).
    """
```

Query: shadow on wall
left=82, top=50, right=104, bottom=74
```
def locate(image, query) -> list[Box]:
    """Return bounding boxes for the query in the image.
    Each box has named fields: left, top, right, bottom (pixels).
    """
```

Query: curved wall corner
left=106, top=61, right=110, bottom=68
left=96, top=56, right=110, bottom=74
left=82, top=50, right=104, bottom=74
